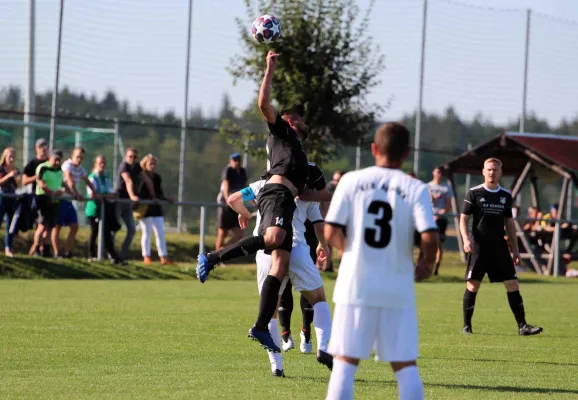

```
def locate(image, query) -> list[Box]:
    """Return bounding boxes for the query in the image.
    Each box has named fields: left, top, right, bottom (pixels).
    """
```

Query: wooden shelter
left=440, top=132, right=578, bottom=276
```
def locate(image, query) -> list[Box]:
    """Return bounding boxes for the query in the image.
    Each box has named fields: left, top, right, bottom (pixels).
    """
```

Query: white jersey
left=325, top=166, right=437, bottom=308
left=248, top=180, right=323, bottom=243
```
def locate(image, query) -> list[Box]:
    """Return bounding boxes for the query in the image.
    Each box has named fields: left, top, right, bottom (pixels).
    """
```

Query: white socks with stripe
left=326, top=358, right=357, bottom=400
left=395, top=366, right=424, bottom=400
left=313, top=301, right=332, bottom=352
left=267, top=318, right=283, bottom=372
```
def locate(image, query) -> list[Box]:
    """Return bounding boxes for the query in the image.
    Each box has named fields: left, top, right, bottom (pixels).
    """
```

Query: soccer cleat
left=271, top=369, right=285, bottom=378
left=196, top=253, right=215, bottom=283
left=518, top=324, right=543, bottom=336
left=282, top=334, right=295, bottom=352
left=317, top=350, right=333, bottom=371
left=300, top=330, right=313, bottom=354
left=248, top=326, right=281, bottom=353
left=462, top=326, right=473, bottom=335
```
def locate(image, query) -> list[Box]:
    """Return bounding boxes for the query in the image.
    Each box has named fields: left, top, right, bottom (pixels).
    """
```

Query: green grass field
left=2, top=254, right=578, bottom=399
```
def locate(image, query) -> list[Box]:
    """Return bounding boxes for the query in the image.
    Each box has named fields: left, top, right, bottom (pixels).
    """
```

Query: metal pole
left=113, top=119, right=119, bottom=186
left=567, top=180, right=573, bottom=220
left=199, top=205, right=206, bottom=254
left=355, top=138, right=361, bottom=170
left=520, top=9, right=531, bottom=133
left=97, top=199, right=105, bottom=261
left=177, top=0, right=193, bottom=233
left=49, top=0, right=65, bottom=151
left=24, top=0, right=36, bottom=166
left=414, top=0, right=428, bottom=175
left=242, top=138, right=249, bottom=169
left=464, top=143, right=472, bottom=196
left=74, top=131, right=81, bottom=148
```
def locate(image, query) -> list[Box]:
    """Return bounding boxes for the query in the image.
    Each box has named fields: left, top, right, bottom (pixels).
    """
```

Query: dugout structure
left=440, top=132, right=578, bottom=277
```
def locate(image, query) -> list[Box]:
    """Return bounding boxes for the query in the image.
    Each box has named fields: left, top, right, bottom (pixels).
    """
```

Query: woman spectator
left=137, top=154, right=173, bottom=265
left=86, top=155, right=124, bottom=264
left=0, top=147, right=21, bottom=257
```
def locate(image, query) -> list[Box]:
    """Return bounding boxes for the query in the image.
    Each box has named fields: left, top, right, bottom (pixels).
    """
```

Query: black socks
left=300, top=294, right=314, bottom=337
left=463, top=289, right=477, bottom=327
left=507, top=290, right=527, bottom=328
left=208, top=235, right=265, bottom=264
left=279, top=280, right=293, bottom=339
left=255, top=275, right=282, bottom=330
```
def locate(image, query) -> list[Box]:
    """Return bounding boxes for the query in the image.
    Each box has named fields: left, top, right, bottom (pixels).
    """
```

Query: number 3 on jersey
left=364, top=200, right=393, bottom=248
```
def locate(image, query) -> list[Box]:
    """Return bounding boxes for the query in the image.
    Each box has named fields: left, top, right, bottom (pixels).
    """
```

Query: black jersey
left=266, top=113, right=309, bottom=194
left=462, top=184, right=513, bottom=243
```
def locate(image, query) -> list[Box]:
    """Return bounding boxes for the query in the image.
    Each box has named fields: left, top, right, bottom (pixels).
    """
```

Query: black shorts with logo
left=257, top=183, right=296, bottom=253
left=465, top=240, right=517, bottom=282
left=218, top=205, right=240, bottom=230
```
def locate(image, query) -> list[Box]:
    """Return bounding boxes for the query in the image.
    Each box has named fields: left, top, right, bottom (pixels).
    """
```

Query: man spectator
left=56, top=147, right=98, bottom=258
left=523, top=206, right=542, bottom=233
left=428, top=167, right=453, bottom=275
left=215, top=152, right=248, bottom=251
left=116, top=148, right=155, bottom=260
left=22, top=138, right=50, bottom=256
left=30, top=150, right=67, bottom=257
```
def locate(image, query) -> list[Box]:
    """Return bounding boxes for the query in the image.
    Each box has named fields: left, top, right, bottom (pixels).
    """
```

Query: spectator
left=30, top=150, right=67, bottom=257
left=0, top=147, right=21, bottom=257
left=137, top=154, right=173, bottom=265
left=116, top=148, right=155, bottom=260
left=56, top=147, right=97, bottom=258
left=427, top=167, right=453, bottom=275
left=85, top=155, right=123, bottom=264
left=22, top=138, right=50, bottom=256
left=327, top=170, right=345, bottom=195
left=523, top=206, right=542, bottom=232
left=215, top=152, right=247, bottom=251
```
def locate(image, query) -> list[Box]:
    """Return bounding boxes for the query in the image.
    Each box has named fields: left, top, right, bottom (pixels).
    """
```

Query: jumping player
left=324, top=122, right=439, bottom=400
left=228, top=162, right=334, bottom=376
left=196, top=51, right=328, bottom=352
left=460, top=158, right=543, bottom=336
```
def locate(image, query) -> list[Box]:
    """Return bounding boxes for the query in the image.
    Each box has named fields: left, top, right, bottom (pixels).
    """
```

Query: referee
left=460, top=158, right=543, bottom=336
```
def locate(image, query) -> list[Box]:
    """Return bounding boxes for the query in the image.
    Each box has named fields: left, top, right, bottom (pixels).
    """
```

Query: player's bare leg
left=462, top=279, right=481, bottom=334
left=301, top=286, right=333, bottom=370
left=503, top=279, right=543, bottom=336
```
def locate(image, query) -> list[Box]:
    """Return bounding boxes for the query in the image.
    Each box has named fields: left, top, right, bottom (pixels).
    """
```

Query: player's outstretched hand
left=238, top=214, right=250, bottom=230
left=266, top=51, right=279, bottom=70
left=415, top=260, right=434, bottom=281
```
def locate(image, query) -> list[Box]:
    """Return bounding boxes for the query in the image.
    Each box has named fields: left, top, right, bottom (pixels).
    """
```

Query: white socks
left=326, top=358, right=357, bottom=400
left=395, top=366, right=424, bottom=400
left=313, top=301, right=332, bottom=352
left=267, top=319, right=283, bottom=372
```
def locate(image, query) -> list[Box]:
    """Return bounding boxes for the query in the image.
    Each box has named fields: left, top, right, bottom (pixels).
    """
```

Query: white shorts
left=328, top=304, right=419, bottom=362
left=255, top=243, right=323, bottom=294
left=256, top=250, right=288, bottom=295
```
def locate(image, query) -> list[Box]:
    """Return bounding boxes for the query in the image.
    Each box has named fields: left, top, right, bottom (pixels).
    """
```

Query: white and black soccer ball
left=251, top=14, right=282, bottom=44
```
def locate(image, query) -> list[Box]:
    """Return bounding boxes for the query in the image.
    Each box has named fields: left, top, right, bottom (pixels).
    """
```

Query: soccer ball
left=251, top=14, right=281, bottom=43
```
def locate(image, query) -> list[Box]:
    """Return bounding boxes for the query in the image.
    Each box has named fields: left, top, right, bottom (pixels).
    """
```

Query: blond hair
left=484, top=158, right=502, bottom=167
left=140, top=153, right=158, bottom=171
left=0, top=147, right=15, bottom=167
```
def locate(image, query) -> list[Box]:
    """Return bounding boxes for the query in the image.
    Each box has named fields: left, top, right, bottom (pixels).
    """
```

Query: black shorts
left=436, top=216, right=448, bottom=242
left=218, top=205, right=240, bottom=230
left=465, top=240, right=517, bottom=283
left=36, top=195, right=59, bottom=227
left=257, top=183, right=296, bottom=253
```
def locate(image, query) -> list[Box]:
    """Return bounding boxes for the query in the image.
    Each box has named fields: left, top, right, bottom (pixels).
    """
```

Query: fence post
left=520, top=9, right=531, bottom=133
left=177, top=0, right=194, bottom=234
left=49, top=0, right=64, bottom=151
left=97, top=199, right=106, bottom=261
left=113, top=119, right=119, bottom=187
left=414, top=0, right=428, bottom=175
left=199, top=205, right=206, bottom=255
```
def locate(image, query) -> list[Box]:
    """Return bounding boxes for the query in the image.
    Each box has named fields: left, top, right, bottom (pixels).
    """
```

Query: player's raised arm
left=258, top=51, right=279, bottom=124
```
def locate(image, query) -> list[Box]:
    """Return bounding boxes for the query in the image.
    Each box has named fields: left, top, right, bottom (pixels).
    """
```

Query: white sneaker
left=281, top=335, right=295, bottom=352
left=300, top=330, right=313, bottom=354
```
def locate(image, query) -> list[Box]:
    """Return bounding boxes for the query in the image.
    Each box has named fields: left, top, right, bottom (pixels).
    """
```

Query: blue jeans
left=0, top=196, right=16, bottom=250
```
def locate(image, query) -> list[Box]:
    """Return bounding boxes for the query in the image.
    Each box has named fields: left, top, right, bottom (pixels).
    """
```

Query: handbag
left=133, top=203, right=148, bottom=220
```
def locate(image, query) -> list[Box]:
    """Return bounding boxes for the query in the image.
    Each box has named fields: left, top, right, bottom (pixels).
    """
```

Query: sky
left=0, top=0, right=577, bottom=126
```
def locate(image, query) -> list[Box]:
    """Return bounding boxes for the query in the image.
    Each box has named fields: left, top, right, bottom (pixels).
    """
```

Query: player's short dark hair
left=374, top=122, right=410, bottom=161
left=280, top=104, right=304, bottom=117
